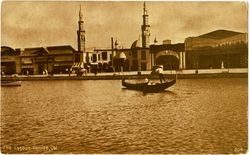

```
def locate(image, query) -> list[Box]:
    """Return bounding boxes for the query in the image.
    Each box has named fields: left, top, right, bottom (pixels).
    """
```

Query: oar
left=175, top=70, right=178, bottom=82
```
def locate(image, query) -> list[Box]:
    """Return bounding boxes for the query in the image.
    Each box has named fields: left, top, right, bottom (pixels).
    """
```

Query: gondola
left=122, top=76, right=176, bottom=92
left=1, top=80, right=21, bottom=86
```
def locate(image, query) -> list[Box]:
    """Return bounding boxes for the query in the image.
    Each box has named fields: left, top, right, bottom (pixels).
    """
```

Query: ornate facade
left=125, top=2, right=153, bottom=72
left=141, top=2, right=150, bottom=48
left=77, top=5, right=85, bottom=63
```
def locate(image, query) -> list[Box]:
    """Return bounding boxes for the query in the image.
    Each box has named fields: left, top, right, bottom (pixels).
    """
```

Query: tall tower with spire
left=141, top=2, right=150, bottom=48
left=77, top=5, right=86, bottom=63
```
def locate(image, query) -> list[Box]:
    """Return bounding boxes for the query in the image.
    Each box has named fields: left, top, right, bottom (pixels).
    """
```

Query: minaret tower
left=141, top=2, right=150, bottom=48
left=77, top=5, right=86, bottom=63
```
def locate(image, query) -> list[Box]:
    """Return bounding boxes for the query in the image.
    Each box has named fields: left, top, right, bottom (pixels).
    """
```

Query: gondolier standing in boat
left=156, top=65, right=165, bottom=83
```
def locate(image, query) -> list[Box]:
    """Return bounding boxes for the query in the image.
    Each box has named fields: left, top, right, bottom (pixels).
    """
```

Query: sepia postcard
left=1, top=1, right=248, bottom=154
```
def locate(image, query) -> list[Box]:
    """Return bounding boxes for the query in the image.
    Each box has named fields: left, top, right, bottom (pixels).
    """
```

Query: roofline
left=46, top=45, right=77, bottom=51
left=1, top=46, right=20, bottom=55
left=198, top=29, right=245, bottom=39
left=150, top=43, right=185, bottom=53
left=46, top=45, right=75, bottom=48
left=94, top=49, right=113, bottom=51
left=1, top=46, right=16, bottom=52
left=116, top=48, right=132, bottom=51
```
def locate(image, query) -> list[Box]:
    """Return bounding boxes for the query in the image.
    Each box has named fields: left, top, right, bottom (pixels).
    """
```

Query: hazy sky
left=1, top=1, right=248, bottom=50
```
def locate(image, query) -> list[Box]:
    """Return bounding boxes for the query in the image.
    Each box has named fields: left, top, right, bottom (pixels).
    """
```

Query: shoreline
left=1, top=72, right=248, bottom=81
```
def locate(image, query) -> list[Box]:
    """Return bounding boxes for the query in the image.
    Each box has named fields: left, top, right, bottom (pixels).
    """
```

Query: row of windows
left=92, top=52, right=111, bottom=62
left=91, top=51, right=147, bottom=63
left=21, top=55, right=73, bottom=64
left=216, top=40, right=245, bottom=47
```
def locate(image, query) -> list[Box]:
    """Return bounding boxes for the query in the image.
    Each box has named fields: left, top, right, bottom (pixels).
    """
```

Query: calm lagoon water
left=1, top=78, right=248, bottom=153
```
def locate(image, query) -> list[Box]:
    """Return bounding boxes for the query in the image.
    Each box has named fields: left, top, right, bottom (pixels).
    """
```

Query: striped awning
left=72, top=62, right=84, bottom=68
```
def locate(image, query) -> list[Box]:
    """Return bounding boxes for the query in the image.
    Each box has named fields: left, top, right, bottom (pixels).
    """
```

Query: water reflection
left=121, top=87, right=177, bottom=96
left=1, top=78, right=248, bottom=154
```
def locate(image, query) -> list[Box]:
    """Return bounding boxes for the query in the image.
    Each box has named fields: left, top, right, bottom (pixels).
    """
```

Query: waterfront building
left=1, top=46, right=21, bottom=75
left=113, top=2, right=153, bottom=72
left=88, top=2, right=153, bottom=72
left=1, top=6, right=86, bottom=75
left=129, top=2, right=152, bottom=72
left=150, top=41, right=186, bottom=70
left=1, top=4, right=248, bottom=75
left=113, top=48, right=131, bottom=72
left=92, top=42, right=131, bottom=72
left=19, top=47, right=53, bottom=75
left=1, top=45, right=77, bottom=75
left=130, top=38, right=152, bottom=71
left=185, top=30, right=248, bottom=69
left=46, top=45, right=78, bottom=74
left=92, top=48, right=113, bottom=72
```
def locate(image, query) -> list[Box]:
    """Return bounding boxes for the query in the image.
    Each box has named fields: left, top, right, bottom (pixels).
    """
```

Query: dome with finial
left=131, top=40, right=140, bottom=49
left=131, top=35, right=142, bottom=49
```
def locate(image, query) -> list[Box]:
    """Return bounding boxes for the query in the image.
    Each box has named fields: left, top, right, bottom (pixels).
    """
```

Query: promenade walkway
left=1, top=68, right=247, bottom=79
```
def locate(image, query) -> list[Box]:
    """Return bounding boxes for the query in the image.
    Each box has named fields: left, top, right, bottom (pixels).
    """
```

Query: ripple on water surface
left=1, top=78, right=248, bottom=154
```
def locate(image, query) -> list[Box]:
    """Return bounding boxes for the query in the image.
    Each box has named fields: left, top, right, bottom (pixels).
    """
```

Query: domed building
left=112, top=45, right=131, bottom=72
left=131, top=39, right=142, bottom=49
left=105, top=2, right=154, bottom=72
left=129, top=37, right=152, bottom=71
left=113, top=2, right=153, bottom=72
